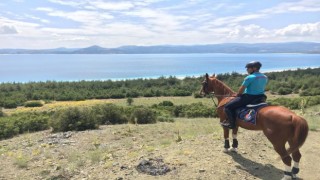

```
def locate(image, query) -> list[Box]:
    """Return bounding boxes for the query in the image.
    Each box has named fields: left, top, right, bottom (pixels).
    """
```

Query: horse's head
left=200, top=73, right=216, bottom=96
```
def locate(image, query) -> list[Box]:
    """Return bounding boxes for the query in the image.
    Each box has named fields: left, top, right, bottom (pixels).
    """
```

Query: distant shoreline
left=1, top=42, right=320, bottom=54
left=1, top=53, right=319, bottom=84
left=2, top=66, right=319, bottom=84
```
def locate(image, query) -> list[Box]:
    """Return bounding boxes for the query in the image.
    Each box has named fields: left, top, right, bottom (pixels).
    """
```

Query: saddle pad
left=237, top=104, right=267, bottom=125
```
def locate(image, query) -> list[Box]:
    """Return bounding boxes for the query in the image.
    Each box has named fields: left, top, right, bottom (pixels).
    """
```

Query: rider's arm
left=237, top=85, right=246, bottom=96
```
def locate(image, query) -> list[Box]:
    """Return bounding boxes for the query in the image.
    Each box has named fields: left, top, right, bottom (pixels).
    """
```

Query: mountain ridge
left=1, top=42, right=320, bottom=54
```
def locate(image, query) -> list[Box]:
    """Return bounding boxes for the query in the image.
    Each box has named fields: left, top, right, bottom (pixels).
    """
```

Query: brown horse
left=200, top=73, right=309, bottom=180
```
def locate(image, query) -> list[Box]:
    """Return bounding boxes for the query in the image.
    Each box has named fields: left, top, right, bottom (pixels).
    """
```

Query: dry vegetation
left=0, top=96, right=319, bottom=180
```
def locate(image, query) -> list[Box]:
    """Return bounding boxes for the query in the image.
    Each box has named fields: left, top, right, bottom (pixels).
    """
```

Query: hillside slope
left=0, top=118, right=319, bottom=180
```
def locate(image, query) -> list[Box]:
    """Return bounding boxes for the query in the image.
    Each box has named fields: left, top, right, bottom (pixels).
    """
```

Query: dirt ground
left=0, top=119, right=319, bottom=180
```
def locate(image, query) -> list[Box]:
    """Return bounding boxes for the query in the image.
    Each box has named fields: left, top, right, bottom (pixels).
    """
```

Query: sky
left=0, top=0, right=319, bottom=49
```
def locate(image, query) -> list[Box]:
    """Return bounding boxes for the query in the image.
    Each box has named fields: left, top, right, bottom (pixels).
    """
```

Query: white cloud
left=24, top=14, right=50, bottom=24
left=47, top=0, right=84, bottom=7
left=36, top=7, right=54, bottom=12
left=0, top=25, right=18, bottom=34
left=276, top=22, right=320, bottom=36
left=88, top=1, right=134, bottom=10
left=227, top=24, right=270, bottom=39
left=262, top=0, right=320, bottom=14
left=125, top=8, right=189, bottom=32
left=0, top=0, right=319, bottom=48
left=205, top=13, right=267, bottom=28
left=40, top=9, right=113, bottom=26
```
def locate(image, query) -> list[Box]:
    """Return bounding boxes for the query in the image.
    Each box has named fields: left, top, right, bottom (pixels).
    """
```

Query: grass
left=297, top=104, right=320, bottom=131
left=2, top=94, right=319, bottom=133
left=3, top=92, right=299, bottom=114
left=0, top=109, right=318, bottom=179
left=67, top=152, right=86, bottom=169
left=113, top=96, right=215, bottom=107
left=13, top=151, right=30, bottom=169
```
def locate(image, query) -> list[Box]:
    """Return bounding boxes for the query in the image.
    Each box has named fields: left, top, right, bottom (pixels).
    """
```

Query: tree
left=127, top=97, right=134, bottom=106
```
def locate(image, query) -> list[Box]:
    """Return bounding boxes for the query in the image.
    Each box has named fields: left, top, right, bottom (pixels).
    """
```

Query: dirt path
left=0, top=121, right=319, bottom=180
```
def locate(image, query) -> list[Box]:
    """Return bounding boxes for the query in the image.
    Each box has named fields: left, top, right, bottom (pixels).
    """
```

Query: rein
left=208, top=92, right=236, bottom=108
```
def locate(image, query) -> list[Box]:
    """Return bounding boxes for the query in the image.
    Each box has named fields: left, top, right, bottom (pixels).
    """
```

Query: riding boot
left=221, top=109, right=235, bottom=129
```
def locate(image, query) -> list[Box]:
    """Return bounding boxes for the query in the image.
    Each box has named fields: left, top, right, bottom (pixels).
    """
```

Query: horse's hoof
left=281, top=175, right=292, bottom=180
left=223, top=148, right=229, bottom=153
left=230, top=147, right=238, bottom=153
left=292, top=174, right=297, bottom=179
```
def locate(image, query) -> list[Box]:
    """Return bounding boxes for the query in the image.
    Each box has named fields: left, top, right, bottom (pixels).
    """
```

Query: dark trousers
left=224, top=94, right=266, bottom=122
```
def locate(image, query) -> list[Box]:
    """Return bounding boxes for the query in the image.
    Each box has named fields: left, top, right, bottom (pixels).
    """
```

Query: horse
left=200, top=73, right=309, bottom=180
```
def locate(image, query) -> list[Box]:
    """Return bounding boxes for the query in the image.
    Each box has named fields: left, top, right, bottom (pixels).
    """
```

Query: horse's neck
left=212, top=79, right=235, bottom=103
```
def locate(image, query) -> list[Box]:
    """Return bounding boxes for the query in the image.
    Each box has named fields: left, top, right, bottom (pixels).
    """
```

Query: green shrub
left=130, top=108, right=156, bottom=124
left=2, top=100, right=18, bottom=109
left=193, top=93, right=203, bottom=98
left=173, top=103, right=217, bottom=118
left=127, top=97, right=134, bottom=106
left=269, top=98, right=301, bottom=109
left=50, top=107, right=99, bottom=132
left=24, top=101, right=43, bottom=107
left=92, top=104, right=128, bottom=125
left=0, top=108, right=4, bottom=117
left=173, top=90, right=191, bottom=96
left=0, top=112, right=50, bottom=139
left=158, top=101, right=174, bottom=106
left=277, top=87, right=292, bottom=95
left=157, top=116, right=174, bottom=123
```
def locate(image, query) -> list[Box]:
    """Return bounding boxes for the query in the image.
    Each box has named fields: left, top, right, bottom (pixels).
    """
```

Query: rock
left=136, top=158, right=171, bottom=176
left=199, top=169, right=206, bottom=173
left=120, top=165, right=128, bottom=170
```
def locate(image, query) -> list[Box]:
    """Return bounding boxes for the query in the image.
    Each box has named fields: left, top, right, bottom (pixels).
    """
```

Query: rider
left=221, top=61, right=268, bottom=129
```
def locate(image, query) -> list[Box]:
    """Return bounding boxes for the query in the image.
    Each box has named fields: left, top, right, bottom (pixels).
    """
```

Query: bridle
left=201, top=80, right=236, bottom=107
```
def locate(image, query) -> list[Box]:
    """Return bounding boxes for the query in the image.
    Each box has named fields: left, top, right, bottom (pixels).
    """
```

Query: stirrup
left=220, top=122, right=235, bottom=129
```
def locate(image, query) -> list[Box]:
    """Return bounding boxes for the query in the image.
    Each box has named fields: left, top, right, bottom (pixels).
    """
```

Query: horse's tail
left=286, top=115, right=309, bottom=155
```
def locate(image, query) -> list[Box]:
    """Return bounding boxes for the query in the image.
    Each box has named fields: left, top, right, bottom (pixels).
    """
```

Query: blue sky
left=0, top=0, right=319, bottom=49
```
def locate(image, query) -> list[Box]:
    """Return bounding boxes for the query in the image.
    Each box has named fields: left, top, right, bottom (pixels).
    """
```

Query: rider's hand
left=236, top=93, right=242, bottom=97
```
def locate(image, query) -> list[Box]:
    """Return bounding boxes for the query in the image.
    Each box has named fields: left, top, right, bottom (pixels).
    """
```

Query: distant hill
left=1, top=42, right=320, bottom=54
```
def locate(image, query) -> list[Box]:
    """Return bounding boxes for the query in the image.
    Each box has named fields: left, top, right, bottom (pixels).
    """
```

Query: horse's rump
left=258, top=106, right=309, bottom=155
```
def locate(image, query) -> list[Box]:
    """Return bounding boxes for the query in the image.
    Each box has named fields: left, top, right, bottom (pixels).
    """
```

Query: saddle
left=235, top=96, right=268, bottom=125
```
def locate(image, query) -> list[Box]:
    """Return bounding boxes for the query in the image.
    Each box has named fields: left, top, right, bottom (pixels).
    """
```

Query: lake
left=0, top=53, right=319, bottom=83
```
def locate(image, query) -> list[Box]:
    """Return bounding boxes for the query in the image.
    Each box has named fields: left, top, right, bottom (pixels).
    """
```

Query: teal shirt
left=242, top=72, right=268, bottom=95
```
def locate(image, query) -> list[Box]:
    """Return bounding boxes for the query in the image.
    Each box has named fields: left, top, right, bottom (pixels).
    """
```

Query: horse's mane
left=213, top=77, right=235, bottom=95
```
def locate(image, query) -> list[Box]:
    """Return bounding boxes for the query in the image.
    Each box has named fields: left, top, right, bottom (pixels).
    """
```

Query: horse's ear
left=205, top=73, right=209, bottom=80
left=212, top=73, right=216, bottom=78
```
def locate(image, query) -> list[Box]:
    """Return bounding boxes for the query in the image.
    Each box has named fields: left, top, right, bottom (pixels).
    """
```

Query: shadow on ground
left=227, top=152, right=284, bottom=180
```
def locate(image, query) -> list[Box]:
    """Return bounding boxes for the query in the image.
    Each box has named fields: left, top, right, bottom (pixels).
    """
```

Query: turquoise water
left=0, top=53, right=319, bottom=83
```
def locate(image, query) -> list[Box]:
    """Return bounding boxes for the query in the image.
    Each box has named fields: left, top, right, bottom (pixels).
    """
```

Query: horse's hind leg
left=274, top=145, right=293, bottom=180
left=289, top=140, right=302, bottom=179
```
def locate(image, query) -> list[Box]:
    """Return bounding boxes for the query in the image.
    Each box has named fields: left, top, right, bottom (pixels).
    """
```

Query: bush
left=269, top=98, right=301, bottom=109
left=173, top=90, right=191, bottom=96
left=193, top=93, right=203, bottom=98
left=127, top=98, right=134, bottom=106
left=0, top=108, right=4, bottom=117
left=157, top=116, right=174, bottom=123
left=173, top=103, right=217, bottom=118
left=2, top=100, right=18, bottom=109
left=277, top=87, right=292, bottom=95
left=24, top=101, right=43, bottom=107
left=93, top=104, right=128, bottom=125
left=0, top=112, right=50, bottom=139
left=158, top=101, right=174, bottom=106
left=50, top=107, right=99, bottom=132
left=130, top=108, right=156, bottom=124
